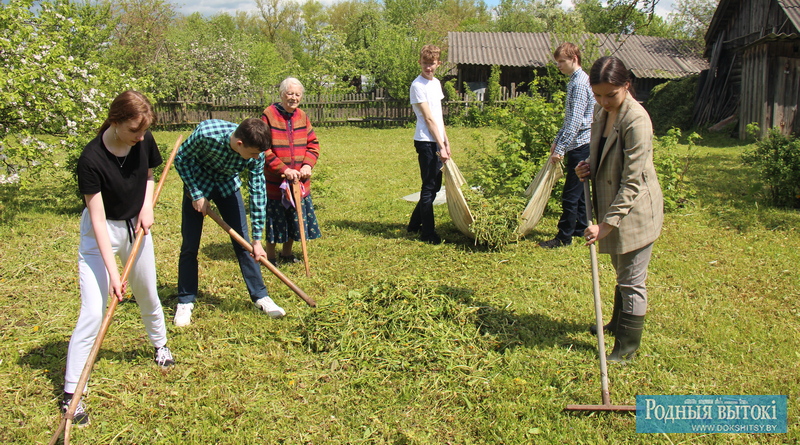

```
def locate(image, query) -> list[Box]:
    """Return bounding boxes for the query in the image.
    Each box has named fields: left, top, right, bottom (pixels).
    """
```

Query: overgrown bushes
left=455, top=87, right=563, bottom=248
left=653, top=128, right=699, bottom=211
left=470, top=88, right=564, bottom=196
left=742, top=125, right=800, bottom=208
left=645, top=75, right=699, bottom=135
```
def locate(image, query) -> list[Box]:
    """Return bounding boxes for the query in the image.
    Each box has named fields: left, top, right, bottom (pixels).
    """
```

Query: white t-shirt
left=410, top=75, right=445, bottom=142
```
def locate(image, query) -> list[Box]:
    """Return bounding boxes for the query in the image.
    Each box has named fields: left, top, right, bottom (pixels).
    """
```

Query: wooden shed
left=447, top=32, right=707, bottom=102
left=693, top=0, right=800, bottom=138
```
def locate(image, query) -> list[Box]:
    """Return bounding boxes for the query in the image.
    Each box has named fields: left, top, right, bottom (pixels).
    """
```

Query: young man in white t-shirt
left=407, top=44, right=451, bottom=245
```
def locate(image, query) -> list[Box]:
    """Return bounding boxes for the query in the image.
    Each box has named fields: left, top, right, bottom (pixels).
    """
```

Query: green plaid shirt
left=175, top=119, right=266, bottom=240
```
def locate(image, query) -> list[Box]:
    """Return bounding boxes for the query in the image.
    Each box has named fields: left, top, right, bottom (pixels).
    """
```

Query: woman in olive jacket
left=576, top=56, right=664, bottom=362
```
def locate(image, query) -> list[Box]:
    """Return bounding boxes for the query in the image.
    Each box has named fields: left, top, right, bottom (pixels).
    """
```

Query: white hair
left=279, top=77, right=304, bottom=95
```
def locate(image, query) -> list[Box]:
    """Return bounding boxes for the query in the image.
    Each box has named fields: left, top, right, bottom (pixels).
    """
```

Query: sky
left=171, top=0, right=678, bottom=19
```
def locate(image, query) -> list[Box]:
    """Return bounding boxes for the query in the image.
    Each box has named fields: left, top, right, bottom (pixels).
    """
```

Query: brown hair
left=554, top=42, right=581, bottom=66
left=98, top=90, right=155, bottom=136
left=589, top=56, right=637, bottom=99
left=233, top=118, right=272, bottom=152
left=420, top=44, right=441, bottom=63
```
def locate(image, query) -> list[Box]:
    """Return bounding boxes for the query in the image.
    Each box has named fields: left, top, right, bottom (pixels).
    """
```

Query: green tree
left=575, top=0, right=679, bottom=37
left=256, top=0, right=301, bottom=43
left=384, top=0, right=442, bottom=26
left=667, top=0, right=718, bottom=43
left=486, top=65, right=501, bottom=106
left=297, top=26, right=357, bottom=94
left=0, top=0, right=145, bottom=187
left=494, top=0, right=583, bottom=33
left=102, top=0, right=176, bottom=71
left=358, top=23, right=428, bottom=99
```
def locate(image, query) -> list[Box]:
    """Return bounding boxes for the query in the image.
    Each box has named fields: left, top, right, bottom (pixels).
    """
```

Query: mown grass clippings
left=461, top=185, right=527, bottom=250
left=299, top=281, right=496, bottom=371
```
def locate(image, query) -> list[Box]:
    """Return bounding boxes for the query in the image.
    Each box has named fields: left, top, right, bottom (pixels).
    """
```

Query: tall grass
left=0, top=127, right=797, bottom=444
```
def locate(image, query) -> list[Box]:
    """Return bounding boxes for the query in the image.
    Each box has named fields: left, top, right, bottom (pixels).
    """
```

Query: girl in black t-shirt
left=61, top=91, right=175, bottom=425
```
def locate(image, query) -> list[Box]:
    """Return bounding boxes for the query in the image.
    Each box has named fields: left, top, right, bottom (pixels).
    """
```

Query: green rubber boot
left=607, top=313, right=645, bottom=363
left=590, top=286, right=622, bottom=336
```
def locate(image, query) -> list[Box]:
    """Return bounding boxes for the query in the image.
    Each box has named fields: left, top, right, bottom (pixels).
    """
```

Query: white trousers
left=64, top=209, right=167, bottom=394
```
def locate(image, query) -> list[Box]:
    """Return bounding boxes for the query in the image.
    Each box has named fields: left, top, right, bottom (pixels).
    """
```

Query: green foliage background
left=645, top=74, right=700, bottom=134
left=742, top=125, right=800, bottom=208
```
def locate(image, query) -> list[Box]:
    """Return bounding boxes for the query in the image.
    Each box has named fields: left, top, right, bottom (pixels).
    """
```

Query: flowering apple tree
left=0, top=0, right=149, bottom=187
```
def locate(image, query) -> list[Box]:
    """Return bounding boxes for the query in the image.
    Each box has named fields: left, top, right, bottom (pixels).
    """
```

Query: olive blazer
left=589, top=94, right=663, bottom=255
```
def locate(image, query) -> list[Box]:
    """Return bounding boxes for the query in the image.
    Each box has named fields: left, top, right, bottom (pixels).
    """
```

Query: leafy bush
left=653, top=128, right=699, bottom=211
left=742, top=125, right=800, bottom=208
left=645, top=75, right=699, bottom=135
left=486, top=65, right=502, bottom=106
left=446, top=83, right=500, bottom=128
left=452, top=86, right=563, bottom=248
left=470, top=87, right=564, bottom=196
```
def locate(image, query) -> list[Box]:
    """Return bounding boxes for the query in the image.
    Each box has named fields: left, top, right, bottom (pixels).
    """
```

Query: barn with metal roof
left=447, top=31, right=708, bottom=102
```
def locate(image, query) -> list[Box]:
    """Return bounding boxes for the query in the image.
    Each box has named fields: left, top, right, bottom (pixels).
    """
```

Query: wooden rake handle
left=583, top=179, right=611, bottom=406
left=290, top=181, right=311, bottom=277
left=205, top=209, right=316, bottom=307
left=49, top=135, right=183, bottom=445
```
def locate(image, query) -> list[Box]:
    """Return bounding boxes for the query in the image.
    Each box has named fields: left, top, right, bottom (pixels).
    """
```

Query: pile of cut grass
left=461, top=185, right=527, bottom=249
left=299, top=279, right=538, bottom=371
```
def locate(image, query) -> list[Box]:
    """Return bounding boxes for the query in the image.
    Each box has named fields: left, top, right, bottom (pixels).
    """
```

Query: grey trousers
left=609, top=242, right=654, bottom=316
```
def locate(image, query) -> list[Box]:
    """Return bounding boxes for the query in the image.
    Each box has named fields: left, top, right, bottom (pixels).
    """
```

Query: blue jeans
left=556, top=144, right=590, bottom=243
left=407, top=141, right=442, bottom=239
left=177, top=187, right=268, bottom=304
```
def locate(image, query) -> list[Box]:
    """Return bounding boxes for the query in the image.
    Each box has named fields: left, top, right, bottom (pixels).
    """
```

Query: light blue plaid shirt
left=175, top=119, right=267, bottom=240
left=553, top=69, right=595, bottom=156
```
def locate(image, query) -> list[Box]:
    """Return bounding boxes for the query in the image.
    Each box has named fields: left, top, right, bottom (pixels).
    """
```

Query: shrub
left=653, top=128, right=699, bottom=211
left=645, top=75, right=699, bottom=135
left=486, top=65, right=502, bottom=106
left=446, top=83, right=499, bottom=128
left=741, top=125, right=800, bottom=208
left=470, top=88, right=564, bottom=196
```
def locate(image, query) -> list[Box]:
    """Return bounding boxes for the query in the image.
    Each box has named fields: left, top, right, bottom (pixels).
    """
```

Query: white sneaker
left=174, top=303, right=194, bottom=327
left=154, top=346, right=176, bottom=368
left=255, top=297, right=286, bottom=318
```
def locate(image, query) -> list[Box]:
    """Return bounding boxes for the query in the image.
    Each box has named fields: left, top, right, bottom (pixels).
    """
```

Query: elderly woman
left=576, top=57, right=664, bottom=362
left=260, top=77, right=321, bottom=265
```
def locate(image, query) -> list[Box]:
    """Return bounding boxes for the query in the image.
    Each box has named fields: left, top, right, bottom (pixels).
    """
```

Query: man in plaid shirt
left=173, top=118, right=286, bottom=326
left=539, top=42, right=596, bottom=249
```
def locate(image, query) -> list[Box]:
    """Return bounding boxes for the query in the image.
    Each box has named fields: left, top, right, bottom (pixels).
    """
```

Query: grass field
left=0, top=126, right=798, bottom=444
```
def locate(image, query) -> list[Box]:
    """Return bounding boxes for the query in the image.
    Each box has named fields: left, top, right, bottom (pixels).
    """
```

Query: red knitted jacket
left=260, top=104, right=320, bottom=200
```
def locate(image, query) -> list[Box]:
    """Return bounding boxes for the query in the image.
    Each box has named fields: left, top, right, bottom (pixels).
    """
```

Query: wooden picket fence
left=153, top=87, right=525, bottom=128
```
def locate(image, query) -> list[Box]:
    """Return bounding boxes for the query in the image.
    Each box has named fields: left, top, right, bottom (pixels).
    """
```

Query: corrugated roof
left=707, top=0, right=800, bottom=45
left=448, top=32, right=708, bottom=79
left=780, top=0, right=800, bottom=31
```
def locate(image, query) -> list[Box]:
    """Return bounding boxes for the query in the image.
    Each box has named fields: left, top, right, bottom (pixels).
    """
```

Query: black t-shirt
left=77, top=131, right=163, bottom=221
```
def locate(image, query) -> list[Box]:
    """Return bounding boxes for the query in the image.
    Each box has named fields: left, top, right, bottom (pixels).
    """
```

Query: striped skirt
left=264, top=194, right=321, bottom=244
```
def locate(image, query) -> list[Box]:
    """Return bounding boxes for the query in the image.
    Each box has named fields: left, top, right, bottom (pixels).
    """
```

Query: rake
left=205, top=208, right=316, bottom=307
left=564, top=180, right=636, bottom=413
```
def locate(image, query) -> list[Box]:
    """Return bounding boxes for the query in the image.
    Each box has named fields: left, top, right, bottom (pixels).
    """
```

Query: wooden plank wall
left=739, top=42, right=800, bottom=138
left=775, top=56, right=800, bottom=136
left=739, top=45, right=768, bottom=138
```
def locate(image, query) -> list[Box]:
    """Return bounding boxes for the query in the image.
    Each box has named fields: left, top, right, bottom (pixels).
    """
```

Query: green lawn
left=0, top=126, right=797, bottom=444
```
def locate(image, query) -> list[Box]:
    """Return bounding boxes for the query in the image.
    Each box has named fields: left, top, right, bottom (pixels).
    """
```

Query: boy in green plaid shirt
left=174, top=118, right=286, bottom=327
